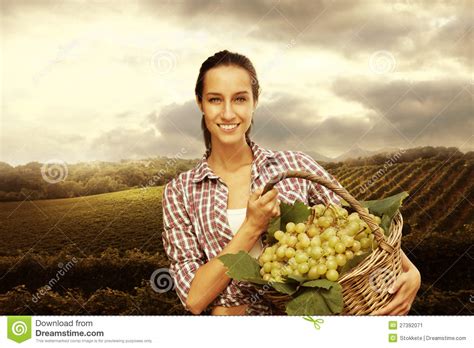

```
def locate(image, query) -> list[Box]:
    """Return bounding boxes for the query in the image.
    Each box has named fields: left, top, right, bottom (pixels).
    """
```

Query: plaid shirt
left=162, top=140, right=342, bottom=314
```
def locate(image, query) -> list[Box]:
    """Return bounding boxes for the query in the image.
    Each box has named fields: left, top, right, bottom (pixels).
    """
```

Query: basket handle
left=262, top=170, right=394, bottom=253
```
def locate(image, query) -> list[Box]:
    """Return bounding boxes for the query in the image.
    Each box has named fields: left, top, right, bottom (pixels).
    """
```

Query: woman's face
left=198, top=65, right=256, bottom=147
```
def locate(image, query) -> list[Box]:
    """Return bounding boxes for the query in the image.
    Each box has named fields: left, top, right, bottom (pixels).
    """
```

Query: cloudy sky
left=1, top=0, right=473, bottom=165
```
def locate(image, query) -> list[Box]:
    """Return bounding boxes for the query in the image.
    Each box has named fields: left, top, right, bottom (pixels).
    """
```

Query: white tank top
left=226, top=208, right=263, bottom=259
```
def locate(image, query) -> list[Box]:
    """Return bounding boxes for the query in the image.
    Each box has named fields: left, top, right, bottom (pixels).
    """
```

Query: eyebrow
left=206, top=91, right=250, bottom=96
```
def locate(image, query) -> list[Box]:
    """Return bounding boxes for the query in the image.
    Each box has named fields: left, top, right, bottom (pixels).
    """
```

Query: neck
left=207, top=138, right=253, bottom=171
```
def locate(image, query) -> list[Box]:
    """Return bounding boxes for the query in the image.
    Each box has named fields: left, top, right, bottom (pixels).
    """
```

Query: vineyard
left=0, top=148, right=473, bottom=315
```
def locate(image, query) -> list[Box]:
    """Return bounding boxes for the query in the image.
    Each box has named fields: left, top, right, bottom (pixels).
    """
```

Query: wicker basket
left=257, top=170, right=403, bottom=315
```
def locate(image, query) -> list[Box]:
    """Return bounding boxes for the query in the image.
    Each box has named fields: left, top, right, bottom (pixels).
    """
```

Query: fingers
left=388, top=273, right=406, bottom=295
left=372, top=278, right=410, bottom=315
left=269, top=198, right=281, bottom=217
left=249, top=187, right=263, bottom=202
left=261, top=187, right=279, bottom=206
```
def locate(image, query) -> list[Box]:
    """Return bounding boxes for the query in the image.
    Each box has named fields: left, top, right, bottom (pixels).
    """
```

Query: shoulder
left=270, top=149, right=319, bottom=169
left=163, top=168, right=195, bottom=198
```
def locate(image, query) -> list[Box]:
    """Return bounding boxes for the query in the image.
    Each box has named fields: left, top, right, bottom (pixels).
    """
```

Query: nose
left=222, top=99, right=237, bottom=121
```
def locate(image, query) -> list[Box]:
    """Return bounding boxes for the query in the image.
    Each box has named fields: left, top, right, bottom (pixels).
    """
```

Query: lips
left=218, top=123, right=240, bottom=131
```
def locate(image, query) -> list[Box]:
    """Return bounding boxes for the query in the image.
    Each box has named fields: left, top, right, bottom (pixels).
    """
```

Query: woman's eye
left=209, top=98, right=221, bottom=103
left=235, top=97, right=246, bottom=102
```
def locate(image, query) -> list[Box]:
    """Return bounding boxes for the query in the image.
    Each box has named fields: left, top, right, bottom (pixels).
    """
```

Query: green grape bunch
left=258, top=203, right=383, bottom=283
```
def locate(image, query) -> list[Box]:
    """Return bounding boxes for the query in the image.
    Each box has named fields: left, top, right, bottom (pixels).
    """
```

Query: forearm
left=186, top=219, right=262, bottom=314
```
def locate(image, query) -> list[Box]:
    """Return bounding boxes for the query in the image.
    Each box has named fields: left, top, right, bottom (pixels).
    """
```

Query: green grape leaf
left=360, top=191, right=409, bottom=235
left=218, top=251, right=263, bottom=283
left=286, top=274, right=307, bottom=283
left=285, top=283, right=343, bottom=315
left=301, top=279, right=335, bottom=290
left=339, top=251, right=371, bottom=276
left=266, top=215, right=281, bottom=244
left=270, top=281, right=299, bottom=295
left=265, top=200, right=311, bottom=244
left=280, top=200, right=312, bottom=227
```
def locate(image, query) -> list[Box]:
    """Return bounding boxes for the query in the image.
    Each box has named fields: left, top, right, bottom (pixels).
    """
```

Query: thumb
left=250, top=187, right=263, bottom=201
left=388, top=274, right=405, bottom=294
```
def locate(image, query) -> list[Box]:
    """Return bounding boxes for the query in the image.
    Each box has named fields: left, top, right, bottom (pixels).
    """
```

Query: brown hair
left=195, top=50, right=260, bottom=151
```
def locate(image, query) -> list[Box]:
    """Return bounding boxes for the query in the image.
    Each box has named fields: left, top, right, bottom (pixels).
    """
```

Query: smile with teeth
left=218, top=123, right=240, bottom=130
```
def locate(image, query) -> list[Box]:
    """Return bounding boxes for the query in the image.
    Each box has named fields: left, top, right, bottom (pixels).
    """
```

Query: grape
left=308, top=266, right=320, bottom=279
left=280, top=235, right=290, bottom=245
left=326, top=259, right=338, bottom=270
left=328, top=236, right=340, bottom=248
left=271, top=268, right=281, bottom=277
left=314, top=204, right=326, bottom=216
left=259, top=203, right=382, bottom=284
left=295, top=242, right=305, bottom=250
left=360, top=237, right=371, bottom=250
left=276, top=245, right=287, bottom=259
left=310, top=246, right=323, bottom=259
left=375, top=216, right=382, bottom=224
left=326, top=269, right=339, bottom=281
left=334, top=242, right=346, bottom=254
left=300, top=239, right=311, bottom=248
left=263, top=262, right=272, bottom=273
left=272, top=261, right=282, bottom=269
left=352, top=240, right=361, bottom=252
left=317, top=216, right=332, bottom=228
left=286, top=222, right=296, bottom=233
left=285, top=247, right=296, bottom=258
left=274, top=230, right=285, bottom=241
left=260, top=253, right=272, bottom=264
left=341, top=235, right=354, bottom=248
left=292, top=269, right=302, bottom=277
left=307, top=225, right=319, bottom=237
left=347, top=221, right=360, bottom=235
left=310, top=236, right=322, bottom=247
left=295, top=252, right=309, bottom=264
left=288, top=236, right=298, bottom=247
left=335, top=254, right=347, bottom=266
left=297, top=263, right=310, bottom=274
left=316, top=264, right=327, bottom=275
left=295, top=222, right=306, bottom=234
left=323, top=245, right=335, bottom=256
left=348, top=212, right=359, bottom=221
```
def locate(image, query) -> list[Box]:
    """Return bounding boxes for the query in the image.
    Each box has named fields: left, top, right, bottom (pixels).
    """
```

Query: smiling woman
left=161, top=50, right=421, bottom=316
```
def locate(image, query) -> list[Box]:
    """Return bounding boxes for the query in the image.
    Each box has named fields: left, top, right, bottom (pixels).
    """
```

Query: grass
left=0, top=186, right=165, bottom=256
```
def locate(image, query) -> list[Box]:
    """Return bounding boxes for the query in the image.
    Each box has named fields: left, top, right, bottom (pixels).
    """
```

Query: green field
left=0, top=187, right=165, bottom=256
left=1, top=152, right=473, bottom=315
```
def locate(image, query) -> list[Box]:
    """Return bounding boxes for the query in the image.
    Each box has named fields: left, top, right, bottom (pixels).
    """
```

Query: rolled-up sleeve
left=161, top=178, right=205, bottom=310
left=297, top=151, right=342, bottom=206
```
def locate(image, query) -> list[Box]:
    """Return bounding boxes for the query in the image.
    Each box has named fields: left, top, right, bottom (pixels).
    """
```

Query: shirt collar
left=192, top=140, right=275, bottom=183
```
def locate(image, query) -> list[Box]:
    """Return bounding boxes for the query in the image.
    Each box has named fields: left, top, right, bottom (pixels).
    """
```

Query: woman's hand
left=372, top=250, right=421, bottom=315
left=244, top=187, right=280, bottom=234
